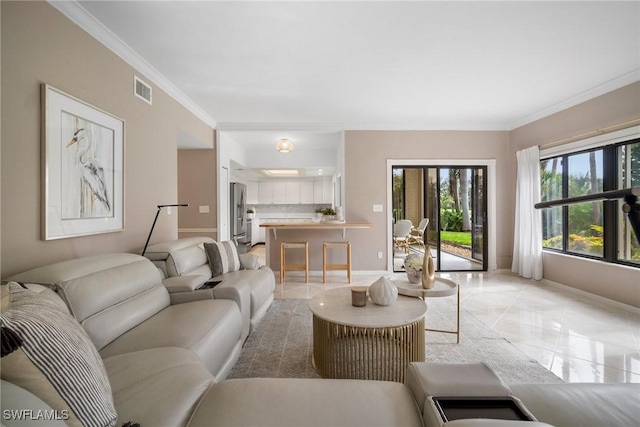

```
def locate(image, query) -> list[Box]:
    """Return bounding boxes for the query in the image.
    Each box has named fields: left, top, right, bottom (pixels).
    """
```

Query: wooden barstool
left=280, top=242, right=309, bottom=283
left=323, top=241, right=351, bottom=283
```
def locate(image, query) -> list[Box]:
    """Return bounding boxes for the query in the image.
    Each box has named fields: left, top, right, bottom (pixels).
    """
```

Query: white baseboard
left=540, top=277, right=640, bottom=315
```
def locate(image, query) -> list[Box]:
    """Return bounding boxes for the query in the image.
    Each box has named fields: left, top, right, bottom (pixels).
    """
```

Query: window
left=540, top=138, right=639, bottom=267
left=618, top=141, right=640, bottom=263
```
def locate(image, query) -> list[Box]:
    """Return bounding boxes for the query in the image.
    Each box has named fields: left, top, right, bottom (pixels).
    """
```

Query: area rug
left=227, top=299, right=563, bottom=384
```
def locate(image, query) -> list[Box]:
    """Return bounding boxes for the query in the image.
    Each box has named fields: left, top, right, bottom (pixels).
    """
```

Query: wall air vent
left=134, top=76, right=152, bottom=105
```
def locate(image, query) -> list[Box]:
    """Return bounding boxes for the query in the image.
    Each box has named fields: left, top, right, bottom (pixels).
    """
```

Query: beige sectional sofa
left=142, top=237, right=275, bottom=336
left=4, top=253, right=244, bottom=381
left=2, top=253, right=638, bottom=427
left=0, top=253, right=422, bottom=426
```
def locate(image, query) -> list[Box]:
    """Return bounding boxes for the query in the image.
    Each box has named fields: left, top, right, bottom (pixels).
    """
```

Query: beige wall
left=0, top=1, right=214, bottom=278
left=177, top=149, right=217, bottom=240
left=1, top=2, right=637, bottom=306
left=343, top=130, right=511, bottom=270
left=510, top=82, right=640, bottom=307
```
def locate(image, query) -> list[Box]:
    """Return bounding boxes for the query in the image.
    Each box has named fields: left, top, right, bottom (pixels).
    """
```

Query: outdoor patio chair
left=393, top=219, right=413, bottom=254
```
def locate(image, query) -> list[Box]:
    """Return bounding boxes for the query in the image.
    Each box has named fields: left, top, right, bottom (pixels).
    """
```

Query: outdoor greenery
left=440, top=208, right=463, bottom=232
left=440, top=231, right=471, bottom=246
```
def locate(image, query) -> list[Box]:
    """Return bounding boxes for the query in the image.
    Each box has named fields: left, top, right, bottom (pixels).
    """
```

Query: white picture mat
left=43, top=84, right=124, bottom=240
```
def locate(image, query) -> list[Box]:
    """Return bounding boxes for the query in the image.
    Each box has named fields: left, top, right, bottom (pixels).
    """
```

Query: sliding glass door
left=392, top=165, right=487, bottom=272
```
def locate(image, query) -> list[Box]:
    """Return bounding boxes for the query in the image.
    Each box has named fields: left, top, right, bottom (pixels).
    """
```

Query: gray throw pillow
left=1, top=283, right=117, bottom=427
left=204, top=241, right=241, bottom=276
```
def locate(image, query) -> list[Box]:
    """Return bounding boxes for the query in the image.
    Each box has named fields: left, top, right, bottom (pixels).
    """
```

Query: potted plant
left=322, top=208, right=337, bottom=221
left=402, top=253, right=423, bottom=284
left=246, top=208, right=255, bottom=219
left=315, top=208, right=324, bottom=220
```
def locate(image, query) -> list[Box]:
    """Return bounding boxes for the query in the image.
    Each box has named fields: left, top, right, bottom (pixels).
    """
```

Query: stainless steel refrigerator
left=230, top=182, right=250, bottom=253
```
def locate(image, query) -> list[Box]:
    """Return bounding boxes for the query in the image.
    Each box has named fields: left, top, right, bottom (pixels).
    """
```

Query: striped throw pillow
left=1, top=283, right=117, bottom=427
left=204, top=241, right=241, bottom=276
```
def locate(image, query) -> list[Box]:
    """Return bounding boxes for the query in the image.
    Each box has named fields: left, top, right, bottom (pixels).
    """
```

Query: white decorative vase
left=421, top=251, right=436, bottom=289
left=369, top=276, right=398, bottom=306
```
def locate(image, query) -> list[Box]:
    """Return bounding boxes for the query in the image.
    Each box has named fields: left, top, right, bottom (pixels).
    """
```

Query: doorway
left=392, top=165, right=487, bottom=272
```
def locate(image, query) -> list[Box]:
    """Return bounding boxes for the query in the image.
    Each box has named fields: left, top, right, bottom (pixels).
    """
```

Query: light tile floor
left=251, top=244, right=639, bottom=383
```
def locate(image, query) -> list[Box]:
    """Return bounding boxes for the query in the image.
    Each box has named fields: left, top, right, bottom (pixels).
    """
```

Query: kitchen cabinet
left=314, top=179, right=333, bottom=204
left=255, top=179, right=332, bottom=204
left=251, top=219, right=261, bottom=246
left=247, top=182, right=259, bottom=205
left=313, top=180, right=324, bottom=204
left=323, top=179, right=333, bottom=204
left=300, top=182, right=314, bottom=204
left=286, top=181, right=300, bottom=203
left=258, top=182, right=273, bottom=204
left=271, top=182, right=287, bottom=204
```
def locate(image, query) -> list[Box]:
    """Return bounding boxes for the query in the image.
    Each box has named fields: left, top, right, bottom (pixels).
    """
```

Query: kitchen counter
left=260, top=221, right=372, bottom=239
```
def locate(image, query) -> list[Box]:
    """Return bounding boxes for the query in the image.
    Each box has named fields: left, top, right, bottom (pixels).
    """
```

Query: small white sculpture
left=369, top=276, right=398, bottom=306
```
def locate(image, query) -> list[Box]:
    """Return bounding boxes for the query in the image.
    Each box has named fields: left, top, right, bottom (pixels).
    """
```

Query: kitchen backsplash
left=250, top=204, right=331, bottom=214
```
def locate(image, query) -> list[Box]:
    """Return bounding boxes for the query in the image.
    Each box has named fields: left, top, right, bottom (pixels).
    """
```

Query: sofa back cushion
left=7, top=253, right=169, bottom=351
left=1, top=283, right=117, bottom=427
left=143, top=236, right=214, bottom=278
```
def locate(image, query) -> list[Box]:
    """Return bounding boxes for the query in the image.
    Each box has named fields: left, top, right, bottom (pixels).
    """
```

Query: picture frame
left=42, top=84, right=125, bottom=240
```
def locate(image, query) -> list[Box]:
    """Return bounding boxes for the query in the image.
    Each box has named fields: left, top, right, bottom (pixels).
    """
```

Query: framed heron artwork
left=42, top=84, right=124, bottom=240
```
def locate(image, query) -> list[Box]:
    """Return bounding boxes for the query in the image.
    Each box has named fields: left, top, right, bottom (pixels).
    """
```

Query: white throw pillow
left=204, top=241, right=241, bottom=276
left=1, top=283, right=117, bottom=427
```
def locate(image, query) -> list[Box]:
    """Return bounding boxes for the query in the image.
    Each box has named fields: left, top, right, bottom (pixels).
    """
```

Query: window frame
left=539, top=130, right=640, bottom=269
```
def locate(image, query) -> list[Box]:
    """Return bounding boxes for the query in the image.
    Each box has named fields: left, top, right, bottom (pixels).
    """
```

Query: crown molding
left=508, top=70, right=640, bottom=131
left=48, top=0, right=217, bottom=129
left=217, top=121, right=509, bottom=132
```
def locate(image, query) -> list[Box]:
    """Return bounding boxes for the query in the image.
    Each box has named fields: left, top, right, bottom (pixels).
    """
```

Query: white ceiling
left=68, top=1, right=639, bottom=151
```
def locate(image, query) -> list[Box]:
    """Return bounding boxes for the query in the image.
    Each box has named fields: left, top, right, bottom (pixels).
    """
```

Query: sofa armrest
left=405, top=363, right=511, bottom=414
left=162, top=275, right=208, bottom=293
left=444, top=421, right=553, bottom=427
left=213, top=277, right=251, bottom=341
left=239, top=253, right=260, bottom=270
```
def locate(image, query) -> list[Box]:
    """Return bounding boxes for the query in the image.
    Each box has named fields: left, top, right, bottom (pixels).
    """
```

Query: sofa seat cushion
left=213, top=267, right=275, bottom=318
left=99, top=299, right=243, bottom=377
left=509, top=383, right=640, bottom=427
left=104, top=347, right=214, bottom=427
left=187, top=378, right=424, bottom=427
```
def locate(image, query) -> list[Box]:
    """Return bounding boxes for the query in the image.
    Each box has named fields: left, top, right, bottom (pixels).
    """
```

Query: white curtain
left=512, top=146, right=543, bottom=280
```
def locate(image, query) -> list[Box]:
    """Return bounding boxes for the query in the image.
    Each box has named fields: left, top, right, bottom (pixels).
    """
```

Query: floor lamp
left=141, top=204, right=188, bottom=256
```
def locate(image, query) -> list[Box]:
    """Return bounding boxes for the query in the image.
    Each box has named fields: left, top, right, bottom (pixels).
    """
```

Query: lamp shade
left=276, top=138, right=294, bottom=153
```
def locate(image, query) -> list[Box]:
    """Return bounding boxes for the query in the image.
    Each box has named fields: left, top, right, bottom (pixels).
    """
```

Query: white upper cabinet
left=254, top=179, right=331, bottom=204
left=323, top=179, right=333, bottom=204
left=286, top=181, right=300, bottom=203
left=271, top=181, right=287, bottom=204
left=313, top=180, right=324, bottom=204
left=247, top=182, right=259, bottom=205
left=314, top=178, right=333, bottom=204
left=258, top=181, right=273, bottom=204
left=300, top=181, right=314, bottom=204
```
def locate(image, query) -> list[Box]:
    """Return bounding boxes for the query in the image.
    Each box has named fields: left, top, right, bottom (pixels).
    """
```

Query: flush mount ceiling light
left=276, top=138, right=294, bottom=153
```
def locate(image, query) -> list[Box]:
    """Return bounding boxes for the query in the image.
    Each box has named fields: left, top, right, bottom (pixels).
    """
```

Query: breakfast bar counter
left=259, top=221, right=372, bottom=275
left=260, top=221, right=372, bottom=239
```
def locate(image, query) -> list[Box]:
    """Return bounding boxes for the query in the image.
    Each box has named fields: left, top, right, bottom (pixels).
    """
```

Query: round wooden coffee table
left=309, top=287, right=427, bottom=382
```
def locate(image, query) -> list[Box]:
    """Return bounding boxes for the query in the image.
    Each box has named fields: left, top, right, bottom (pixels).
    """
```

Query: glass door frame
left=386, top=159, right=497, bottom=272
